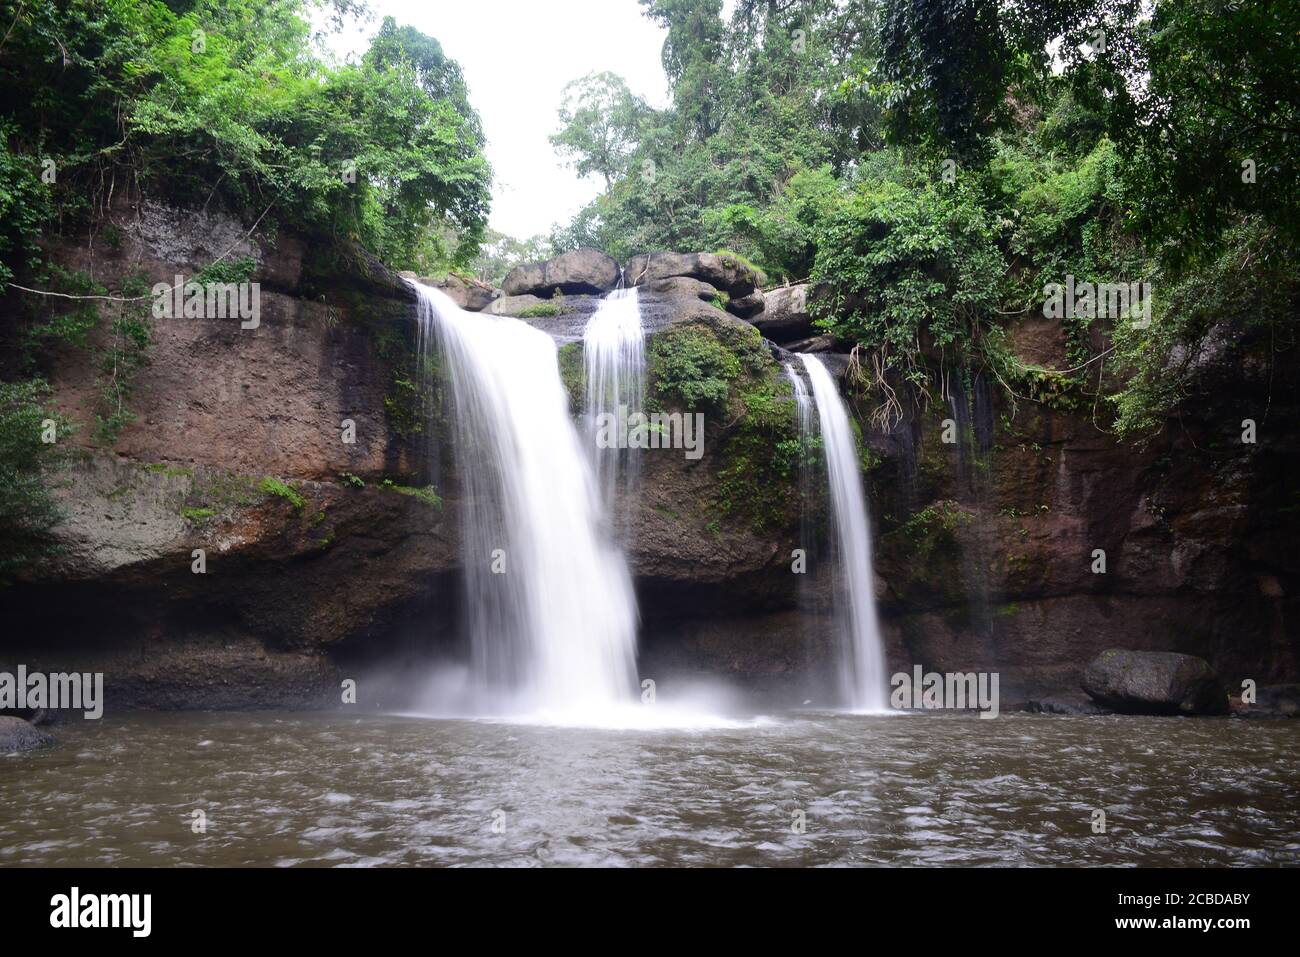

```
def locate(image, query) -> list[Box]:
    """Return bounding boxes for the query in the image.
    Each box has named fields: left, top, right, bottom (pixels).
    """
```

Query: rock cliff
left=2, top=215, right=1295, bottom=710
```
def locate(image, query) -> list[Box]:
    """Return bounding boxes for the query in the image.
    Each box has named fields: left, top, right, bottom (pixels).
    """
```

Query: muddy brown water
left=2, top=711, right=1297, bottom=866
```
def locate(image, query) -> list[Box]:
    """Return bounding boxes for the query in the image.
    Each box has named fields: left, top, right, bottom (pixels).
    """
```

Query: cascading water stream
left=786, top=362, right=815, bottom=444
left=583, top=286, right=644, bottom=507
left=409, top=281, right=639, bottom=719
left=786, top=362, right=821, bottom=609
left=795, top=354, right=887, bottom=712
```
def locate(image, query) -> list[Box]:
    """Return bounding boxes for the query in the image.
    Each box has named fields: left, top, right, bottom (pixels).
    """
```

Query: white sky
left=320, top=0, right=671, bottom=239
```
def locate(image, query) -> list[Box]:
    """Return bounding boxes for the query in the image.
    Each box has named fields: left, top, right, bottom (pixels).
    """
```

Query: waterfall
left=582, top=287, right=644, bottom=506
left=786, top=361, right=815, bottom=439
left=796, top=354, right=887, bottom=712
left=786, top=361, right=820, bottom=595
left=409, top=281, right=639, bottom=718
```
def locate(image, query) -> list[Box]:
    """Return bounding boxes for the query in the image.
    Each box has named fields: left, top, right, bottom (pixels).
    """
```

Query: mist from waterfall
left=409, top=281, right=639, bottom=719
left=583, top=286, right=644, bottom=507
left=795, top=354, right=888, bottom=712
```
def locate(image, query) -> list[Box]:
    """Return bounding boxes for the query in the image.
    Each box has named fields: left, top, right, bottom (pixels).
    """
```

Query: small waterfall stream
left=795, top=354, right=887, bottom=712
left=583, top=286, right=644, bottom=507
left=785, top=363, right=824, bottom=637
left=409, top=281, right=639, bottom=718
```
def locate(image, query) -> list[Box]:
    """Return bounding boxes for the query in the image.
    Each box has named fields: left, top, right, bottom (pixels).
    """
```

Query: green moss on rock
left=558, top=341, right=585, bottom=411
left=647, top=321, right=768, bottom=412
left=380, top=478, right=442, bottom=509
left=259, top=477, right=306, bottom=512
left=648, top=320, right=803, bottom=532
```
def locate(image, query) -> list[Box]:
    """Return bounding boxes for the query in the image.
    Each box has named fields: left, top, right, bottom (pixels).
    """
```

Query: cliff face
left=1, top=201, right=456, bottom=707
left=2, top=210, right=1295, bottom=709
left=629, top=333, right=1300, bottom=706
left=863, top=355, right=1300, bottom=706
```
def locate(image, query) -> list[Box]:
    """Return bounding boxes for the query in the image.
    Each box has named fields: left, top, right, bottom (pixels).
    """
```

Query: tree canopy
left=0, top=1, right=492, bottom=275
left=545, top=0, right=1298, bottom=441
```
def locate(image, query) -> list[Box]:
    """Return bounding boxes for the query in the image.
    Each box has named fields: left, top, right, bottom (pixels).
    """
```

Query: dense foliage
left=0, top=0, right=491, bottom=275
left=0, top=0, right=492, bottom=576
left=547, top=0, right=1298, bottom=440
left=0, top=379, right=68, bottom=582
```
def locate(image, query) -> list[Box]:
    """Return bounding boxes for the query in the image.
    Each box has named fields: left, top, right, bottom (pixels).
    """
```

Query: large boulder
left=626, top=252, right=761, bottom=299
left=1082, top=649, right=1228, bottom=715
left=727, top=290, right=765, bottom=319
left=0, top=716, right=53, bottom=752
left=754, top=284, right=815, bottom=342
left=503, top=249, right=621, bottom=297
left=433, top=274, right=501, bottom=312
left=486, top=294, right=547, bottom=316
left=771, top=345, right=849, bottom=381
left=642, top=276, right=720, bottom=303
left=485, top=294, right=610, bottom=342
left=398, top=272, right=500, bottom=311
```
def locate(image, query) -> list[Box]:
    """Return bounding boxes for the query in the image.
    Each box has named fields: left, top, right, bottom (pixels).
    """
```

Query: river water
left=2, top=712, right=1297, bottom=867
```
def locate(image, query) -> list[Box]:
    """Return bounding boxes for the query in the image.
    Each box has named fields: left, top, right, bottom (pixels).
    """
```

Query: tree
left=1084, top=0, right=1300, bottom=259
left=874, top=0, right=1114, bottom=158
left=364, top=16, right=485, bottom=148
left=550, top=73, right=649, bottom=192
left=549, top=1, right=885, bottom=268
left=639, top=0, right=729, bottom=140
left=0, top=0, right=493, bottom=276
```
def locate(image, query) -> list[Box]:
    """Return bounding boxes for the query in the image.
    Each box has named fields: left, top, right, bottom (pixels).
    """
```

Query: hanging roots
left=848, top=343, right=905, bottom=432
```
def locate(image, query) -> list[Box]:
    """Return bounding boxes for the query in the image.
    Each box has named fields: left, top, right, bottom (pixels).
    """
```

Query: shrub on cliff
left=0, top=2, right=491, bottom=279
left=809, top=171, right=1004, bottom=395
left=0, top=380, right=68, bottom=584
left=0, top=126, right=50, bottom=287
left=648, top=326, right=742, bottom=411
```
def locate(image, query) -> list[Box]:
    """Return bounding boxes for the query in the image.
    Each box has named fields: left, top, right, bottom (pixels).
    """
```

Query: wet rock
left=486, top=294, right=605, bottom=340
left=503, top=249, right=620, bottom=296
left=634, top=287, right=759, bottom=344
left=11, top=213, right=1299, bottom=711
left=814, top=353, right=850, bottom=380
left=1007, top=313, right=1069, bottom=369
left=626, top=252, right=761, bottom=298
left=0, top=716, right=53, bottom=752
left=770, top=344, right=849, bottom=380
left=0, top=670, right=55, bottom=724
left=486, top=294, right=547, bottom=316
left=1082, top=649, right=1228, bottom=715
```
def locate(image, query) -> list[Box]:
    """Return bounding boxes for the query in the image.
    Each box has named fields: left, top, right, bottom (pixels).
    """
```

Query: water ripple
left=0, top=711, right=1297, bottom=866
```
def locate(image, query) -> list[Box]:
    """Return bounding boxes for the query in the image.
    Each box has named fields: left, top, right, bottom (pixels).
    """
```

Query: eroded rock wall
left=3, top=233, right=1295, bottom=710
